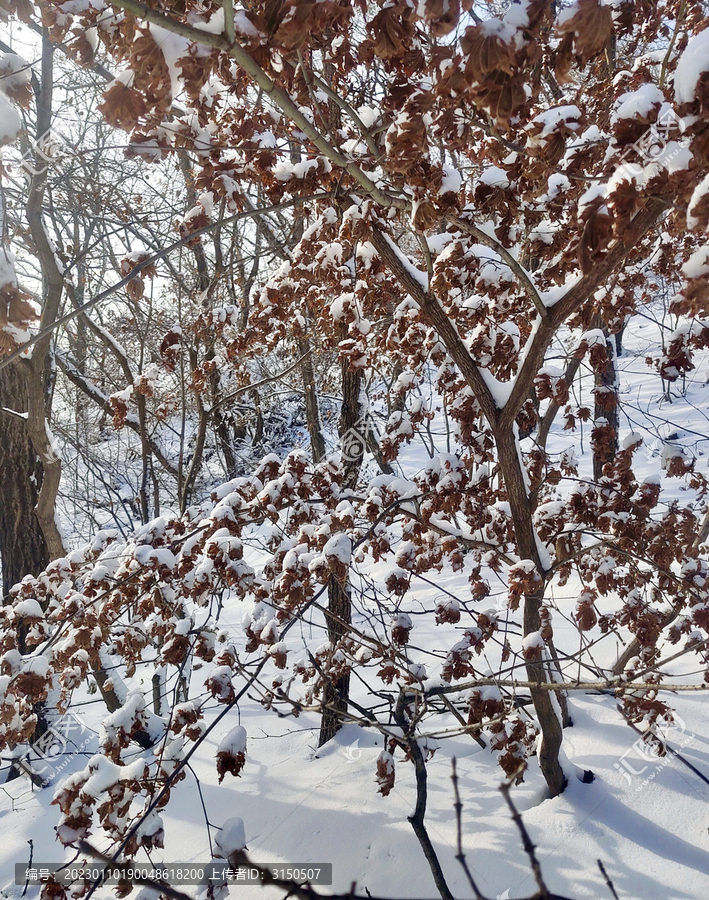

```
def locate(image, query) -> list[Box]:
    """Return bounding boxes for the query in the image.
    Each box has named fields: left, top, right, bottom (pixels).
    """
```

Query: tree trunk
left=318, top=324, right=363, bottom=747
left=0, top=361, right=57, bottom=781
left=0, top=364, right=50, bottom=599
left=318, top=578, right=353, bottom=746
left=497, top=432, right=567, bottom=797
left=592, top=329, right=619, bottom=482
left=22, top=31, right=65, bottom=561
left=299, top=336, right=326, bottom=464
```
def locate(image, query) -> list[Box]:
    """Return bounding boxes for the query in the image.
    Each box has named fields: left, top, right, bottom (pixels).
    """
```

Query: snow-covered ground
left=3, top=681, right=709, bottom=899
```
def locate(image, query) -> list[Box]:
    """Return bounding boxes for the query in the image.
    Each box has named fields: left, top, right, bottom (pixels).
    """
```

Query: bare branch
left=393, top=689, right=455, bottom=900
left=499, top=769, right=550, bottom=898
left=597, top=860, right=620, bottom=900
left=451, top=758, right=486, bottom=899
left=0, top=195, right=331, bottom=374
left=55, top=350, right=179, bottom=477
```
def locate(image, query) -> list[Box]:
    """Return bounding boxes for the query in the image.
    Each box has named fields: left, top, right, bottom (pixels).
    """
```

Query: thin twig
left=448, top=214, right=546, bottom=319
left=22, top=840, right=33, bottom=898
left=451, top=758, right=486, bottom=899
left=616, top=702, right=709, bottom=788
left=211, top=349, right=313, bottom=409
left=0, top=195, right=331, bottom=373
left=597, top=860, right=620, bottom=900
left=499, top=768, right=549, bottom=898
left=393, top=689, right=454, bottom=900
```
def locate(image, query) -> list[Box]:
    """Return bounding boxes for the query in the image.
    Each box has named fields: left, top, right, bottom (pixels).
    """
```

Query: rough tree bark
left=0, top=365, right=50, bottom=598
left=592, top=326, right=620, bottom=482
left=300, top=335, right=327, bottom=464
left=318, top=323, right=363, bottom=747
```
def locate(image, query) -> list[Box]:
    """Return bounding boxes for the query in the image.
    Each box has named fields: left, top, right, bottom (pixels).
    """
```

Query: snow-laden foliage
left=2, top=0, right=709, bottom=897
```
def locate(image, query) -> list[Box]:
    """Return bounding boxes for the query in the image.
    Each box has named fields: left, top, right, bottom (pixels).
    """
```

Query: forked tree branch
left=367, top=225, right=499, bottom=426
left=500, top=196, right=673, bottom=429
